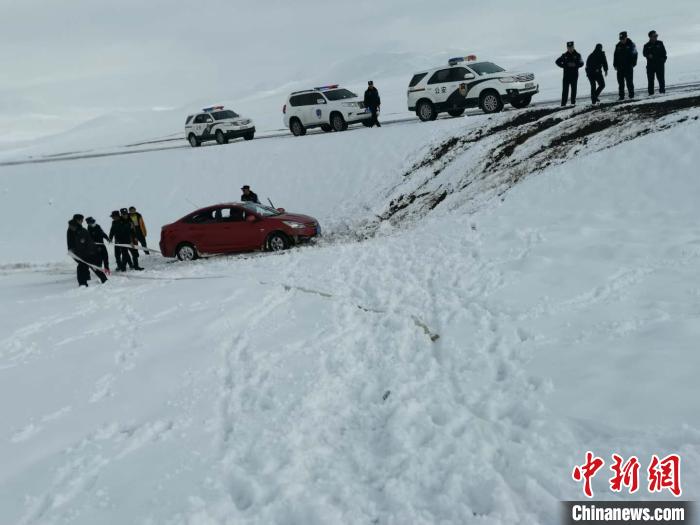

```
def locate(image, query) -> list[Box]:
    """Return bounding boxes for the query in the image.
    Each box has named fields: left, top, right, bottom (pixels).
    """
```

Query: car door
left=192, top=114, right=207, bottom=136
left=426, top=68, right=453, bottom=107
left=220, top=206, right=266, bottom=251
left=181, top=208, right=218, bottom=253
left=308, top=92, right=327, bottom=125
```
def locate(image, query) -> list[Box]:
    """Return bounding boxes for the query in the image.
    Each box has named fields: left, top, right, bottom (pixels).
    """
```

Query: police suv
left=185, top=106, right=256, bottom=147
left=407, top=55, right=539, bottom=121
left=282, top=85, right=372, bottom=136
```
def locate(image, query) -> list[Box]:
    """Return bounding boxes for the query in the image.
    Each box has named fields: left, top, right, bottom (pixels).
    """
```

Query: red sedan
left=159, top=202, right=321, bottom=260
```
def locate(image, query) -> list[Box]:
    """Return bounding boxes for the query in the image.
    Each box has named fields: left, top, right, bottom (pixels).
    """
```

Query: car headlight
left=283, top=221, right=305, bottom=229
left=498, top=76, right=518, bottom=83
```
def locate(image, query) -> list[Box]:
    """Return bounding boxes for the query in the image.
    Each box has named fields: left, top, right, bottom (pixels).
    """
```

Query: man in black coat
left=109, top=210, right=135, bottom=271
left=613, top=31, right=638, bottom=100
left=585, top=44, right=608, bottom=104
left=241, top=185, right=260, bottom=203
left=67, top=219, right=107, bottom=286
left=86, top=216, right=110, bottom=272
left=555, top=41, right=584, bottom=106
left=363, top=81, right=381, bottom=127
left=643, top=30, right=667, bottom=95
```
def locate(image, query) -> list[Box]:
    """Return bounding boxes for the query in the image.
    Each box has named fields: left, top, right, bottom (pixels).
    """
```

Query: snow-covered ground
left=2, top=93, right=700, bottom=523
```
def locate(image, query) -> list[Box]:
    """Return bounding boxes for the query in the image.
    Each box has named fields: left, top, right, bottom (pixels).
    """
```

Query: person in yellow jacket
left=128, top=206, right=149, bottom=255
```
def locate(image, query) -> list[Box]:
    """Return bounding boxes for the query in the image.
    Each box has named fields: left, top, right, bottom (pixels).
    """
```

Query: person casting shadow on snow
left=67, top=219, right=107, bottom=286
left=614, top=31, right=638, bottom=100
left=586, top=44, right=608, bottom=104
left=364, top=81, right=381, bottom=127
left=556, top=41, right=584, bottom=106
left=643, top=30, right=667, bottom=96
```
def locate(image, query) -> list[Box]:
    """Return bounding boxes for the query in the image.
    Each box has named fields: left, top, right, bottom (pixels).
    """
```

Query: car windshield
left=212, top=110, right=239, bottom=120
left=468, top=62, right=506, bottom=76
left=323, top=89, right=357, bottom=101
left=240, top=202, right=282, bottom=217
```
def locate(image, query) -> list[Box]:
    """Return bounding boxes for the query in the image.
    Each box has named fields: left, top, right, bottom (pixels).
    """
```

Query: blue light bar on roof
left=202, top=105, right=224, bottom=112
left=313, top=84, right=339, bottom=91
left=448, top=55, right=477, bottom=66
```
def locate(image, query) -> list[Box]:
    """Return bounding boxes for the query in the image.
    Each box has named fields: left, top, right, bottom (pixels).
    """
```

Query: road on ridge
left=2, top=81, right=700, bottom=168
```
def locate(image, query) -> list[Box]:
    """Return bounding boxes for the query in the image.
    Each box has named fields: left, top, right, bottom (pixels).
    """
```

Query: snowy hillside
left=2, top=92, right=700, bottom=523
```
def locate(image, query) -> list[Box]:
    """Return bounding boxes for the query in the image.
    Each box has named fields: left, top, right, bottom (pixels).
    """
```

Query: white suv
left=407, top=56, right=538, bottom=121
left=185, top=106, right=255, bottom=147
left=282, top=85, right=372, bottom=136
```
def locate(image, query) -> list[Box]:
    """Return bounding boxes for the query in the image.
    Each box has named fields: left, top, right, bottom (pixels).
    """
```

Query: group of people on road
left=556, top=30, right=667, bottom=106
left=67, top=207, right=149, bottom=286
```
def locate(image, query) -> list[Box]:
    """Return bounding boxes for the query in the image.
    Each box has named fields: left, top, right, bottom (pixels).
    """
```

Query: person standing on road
left=241, top=185, right=260, bottom=203
left=67, top=219, right=107, bottom=286
left=556, top=41, right=584, bottom=106
left=128, top=206, right=149, bottom=255
left=86, top=216, right=110, bottom=273
left=120, top=208, right=143, bottom=270
left=585, top=44, right=608, bottom=104
left=643, top=30, right=667, bottom=96
left=614, top=31, right=638, bottom=100
left=363, top=80, right=381, bottom=127
left=109, top=210, right=134, bottom=271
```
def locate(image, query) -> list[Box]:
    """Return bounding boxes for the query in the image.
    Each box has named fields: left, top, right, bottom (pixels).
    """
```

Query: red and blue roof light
left=448, top=55, right=478, bottom=66
left=313, top=84, right=339, bottom=91
left=202, top=105, right=224, bottom=112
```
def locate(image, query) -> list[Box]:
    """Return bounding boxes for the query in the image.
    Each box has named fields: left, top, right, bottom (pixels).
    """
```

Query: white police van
left=407, top=55, right=539, bottom=121
left=282, top=85, right=372, bottom=136
left=185, top=106, right=256, bottom=147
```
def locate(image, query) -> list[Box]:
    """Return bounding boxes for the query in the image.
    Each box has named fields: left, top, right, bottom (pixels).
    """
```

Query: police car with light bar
left=185, top=106, right=256, bottom=147
left=407, top=55, right=539, bottom=121
left=282, top=85, right=372, bottom=136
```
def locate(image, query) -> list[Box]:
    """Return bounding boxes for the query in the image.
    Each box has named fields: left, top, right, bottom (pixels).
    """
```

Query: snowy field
left=2, top=1, right=700, bottom=524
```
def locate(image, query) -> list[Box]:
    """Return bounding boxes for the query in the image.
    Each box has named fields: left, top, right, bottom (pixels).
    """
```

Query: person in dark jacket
left=555, top=41, right=584, bottom=106
left=241, top=185, right=259, bottom=203
left=108, top=210, right=135, bottom=271
left=643, top=30, right=667, bottom=95
left=613, top=31, right=638, bottom=100
left=120, top=207, right=143, bottom=270
left=128, top=206, right=149, bottom=255
left=86, top=216, right=110, bottom=272
left=67, top=219, right=107, bottom=286
left=363, top=81, right=381, bottom=127
left=585, top=44, right=608, bottom=104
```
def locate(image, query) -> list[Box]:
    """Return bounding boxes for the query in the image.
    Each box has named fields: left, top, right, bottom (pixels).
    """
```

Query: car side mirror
left=316, top=98, right=326, bottom=104
left=246, top=214, right=257, bottom=222
left=464, top=72, right=476, bottom=80
left=276, top=208, right=286, bottom=213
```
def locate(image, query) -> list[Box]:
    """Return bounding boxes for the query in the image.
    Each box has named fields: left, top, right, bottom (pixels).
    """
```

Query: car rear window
left=185, top=115, right=193, bottom=124
left=409, top=73, right=427, bottom=87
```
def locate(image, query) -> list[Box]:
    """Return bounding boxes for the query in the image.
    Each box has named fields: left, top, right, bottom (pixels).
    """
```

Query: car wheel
left=215, top=130, right=228, bottom=145
left=447, top=108, right=465, bottom=117
left=290, top=118, right=306, bottom=136
left=176, top=242, right=197, bottom=261
left=510, top=95, right=532, bottom=109
left=267, top=232, right=289, bottom=252
left=320, top=124, right=332, bottom=132
left=243, top=131, right=254, bottom=140
left=417, top=100, right=437, bottom=121
left=331, top=112, right=347, bottom=132
left=481, top=91, right=504, bottom=113
left=188, top=134, right=201, bottom=147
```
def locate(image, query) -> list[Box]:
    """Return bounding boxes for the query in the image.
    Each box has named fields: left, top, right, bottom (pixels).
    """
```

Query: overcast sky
left=1, top=0, right=698, bottom=142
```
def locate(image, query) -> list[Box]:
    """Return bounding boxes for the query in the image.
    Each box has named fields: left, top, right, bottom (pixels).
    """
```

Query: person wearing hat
left=120, top=208, right=144, bottom=270
left=585, top=44, right=609, bottom=104
left=128, top=206, right=149, bottom=255
left=643, top=30, right=667, bottom=95
left=86, top=216, right=110, bottom=273
left=555, top=41, right=584, bottom=106
left=67, top=219, right=107, bottom=286
left=363, top=80, right=381, bottom=127
left=109, top=210, right=135, bottom=271
left=613, top=31, right=638, bottom=100
left=241, top=185, right=260, bottom=204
